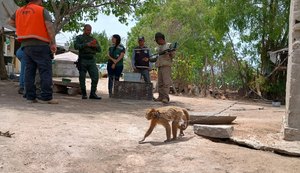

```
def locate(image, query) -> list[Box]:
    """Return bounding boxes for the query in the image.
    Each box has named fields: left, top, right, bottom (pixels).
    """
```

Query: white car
left=97, top=63, right=108, bottom=78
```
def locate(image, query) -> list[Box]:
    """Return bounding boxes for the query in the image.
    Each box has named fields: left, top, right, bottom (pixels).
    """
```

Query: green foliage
left=68, top=31, right=110, bottom=64
left=208, top=0, right=290, bottom=70
left=126, top=0, right=289, bottom=99
left=91, top=31, right=110, bottom=63
left=260, top=72, right=286, bottom=101
left=127, top=0, right=240, bottom=90
left=14, top=0, right=289, bottom=99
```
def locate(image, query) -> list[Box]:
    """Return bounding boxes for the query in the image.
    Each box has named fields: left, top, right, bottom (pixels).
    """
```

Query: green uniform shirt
left=108, top=44, right=126, bottom=66
left=74, top=34, right=101, bottom=59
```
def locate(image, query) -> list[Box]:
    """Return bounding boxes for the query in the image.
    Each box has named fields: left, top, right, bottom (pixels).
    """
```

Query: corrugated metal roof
left=0, top=0, right=19, bottom=30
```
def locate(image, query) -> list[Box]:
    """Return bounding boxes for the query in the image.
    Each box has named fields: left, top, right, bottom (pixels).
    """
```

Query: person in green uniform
left=74, top=24, right=102, bottom=99
left=153, top=32, right=175, bottom=104
left=107, top=34, right=125, bottom=97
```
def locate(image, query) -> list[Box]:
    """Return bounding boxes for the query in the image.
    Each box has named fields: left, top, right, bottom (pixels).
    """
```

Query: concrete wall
left=284, top=0, right=300, bottom=141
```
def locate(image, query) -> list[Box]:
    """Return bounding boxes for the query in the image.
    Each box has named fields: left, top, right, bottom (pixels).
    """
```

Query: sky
left=55, top=14, right=136, bottom=46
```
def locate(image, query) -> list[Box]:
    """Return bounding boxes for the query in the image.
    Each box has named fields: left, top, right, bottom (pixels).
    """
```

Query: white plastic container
left=5, top=63, right=14, bottom=75
left=272, top=101, right=281, bottom=107
left=123, top=72, right=141, bottom=82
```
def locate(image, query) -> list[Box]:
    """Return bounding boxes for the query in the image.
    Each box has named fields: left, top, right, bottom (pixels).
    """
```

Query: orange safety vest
left=15, top=3, right=50, bottom=43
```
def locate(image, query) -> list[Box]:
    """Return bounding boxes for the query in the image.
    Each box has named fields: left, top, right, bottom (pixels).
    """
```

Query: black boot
left=18, top=88, right=24, bottom=95
left=89, top=92, right=102, bottom=100
left=82, top=90, right=87, bottom=99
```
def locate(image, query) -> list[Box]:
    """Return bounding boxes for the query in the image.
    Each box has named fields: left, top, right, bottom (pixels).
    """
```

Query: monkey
left=139, top=106, right=189, bottom=143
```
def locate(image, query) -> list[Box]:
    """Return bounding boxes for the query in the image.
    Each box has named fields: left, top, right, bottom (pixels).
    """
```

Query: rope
left=188, top=101, right=238, bottom=118
left=156, top=102, right=239, bottom=123
left=210, top=101, right=238, bottom=116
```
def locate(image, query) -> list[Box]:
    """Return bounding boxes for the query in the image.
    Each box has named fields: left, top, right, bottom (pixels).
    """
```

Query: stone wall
left=113, top=81, right=153, bottom=100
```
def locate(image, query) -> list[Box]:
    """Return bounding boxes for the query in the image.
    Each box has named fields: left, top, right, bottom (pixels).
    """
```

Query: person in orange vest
left=8, top=0, right=58, bottom=104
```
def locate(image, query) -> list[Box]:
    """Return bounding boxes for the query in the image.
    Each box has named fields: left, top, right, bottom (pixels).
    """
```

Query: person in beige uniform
left=153, top=32, right=175, bottom=104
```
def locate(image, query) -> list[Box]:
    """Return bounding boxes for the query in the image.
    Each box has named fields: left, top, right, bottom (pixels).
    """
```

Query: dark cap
left=155, top=32, right=165, bottom=40
left=138, top=36, right=145, bottom=41
left=26, top=0, right=43, bottom=3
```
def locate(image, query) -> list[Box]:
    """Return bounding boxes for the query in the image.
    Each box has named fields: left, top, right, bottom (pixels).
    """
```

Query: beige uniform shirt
left=155, top=43, right=174, bottom=67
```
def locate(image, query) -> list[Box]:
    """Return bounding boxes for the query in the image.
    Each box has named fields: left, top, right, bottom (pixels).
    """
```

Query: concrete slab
left=189, top=112, right=237, bottom=124
left=194, top=124, right=234, bottom=138
left=231, top=137, right=300, bottom=157
left=283, top=127, right=300, bottom=141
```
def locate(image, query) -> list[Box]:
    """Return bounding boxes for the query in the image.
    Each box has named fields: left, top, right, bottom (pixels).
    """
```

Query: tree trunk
left=0, top=27, right=8, bottom=80
left=210, top=60, right=215, bottom=92
left=227, top=32, right=246, bottom=88
left=220, top=61, right=227, bottom=93
left=200, top=56, right=208, bottom=97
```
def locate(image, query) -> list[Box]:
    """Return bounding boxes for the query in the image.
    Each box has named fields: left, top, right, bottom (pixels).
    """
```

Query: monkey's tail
left=182, top=109, right=190, bottom=130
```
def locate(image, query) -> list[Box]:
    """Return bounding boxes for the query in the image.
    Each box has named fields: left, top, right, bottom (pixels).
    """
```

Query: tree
left=15, top=0, right=164, bottom=34
left=127, top=0, right=225, bottom=94
left=126, top=0, right=290, bottom=98
left=210, top=0, right=289, bottom=71
left=210, top=0, right=289, bottom=99
left=1, top=0, right=161, bottom=79
left=91, top=31, right=110, bottom=63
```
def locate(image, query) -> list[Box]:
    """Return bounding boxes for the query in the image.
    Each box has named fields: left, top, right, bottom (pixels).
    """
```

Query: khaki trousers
left=157, top=66, right=172, bottom=100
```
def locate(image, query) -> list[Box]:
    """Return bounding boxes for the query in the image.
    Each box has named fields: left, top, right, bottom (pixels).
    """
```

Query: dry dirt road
left=0, top=78, right=300, bottom=173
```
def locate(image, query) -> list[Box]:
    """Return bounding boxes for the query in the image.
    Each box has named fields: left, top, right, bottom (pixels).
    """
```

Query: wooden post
left=0, top=27, right=8, bottom=80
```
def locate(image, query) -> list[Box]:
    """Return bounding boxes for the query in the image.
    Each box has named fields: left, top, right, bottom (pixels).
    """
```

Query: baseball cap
left=155, top=32, right=165, bottom=41
left=138, top=36, right=145, bottom=41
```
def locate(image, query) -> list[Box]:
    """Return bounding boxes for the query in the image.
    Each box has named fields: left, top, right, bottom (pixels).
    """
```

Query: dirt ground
left=0, top=78, right=300, bottom=173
